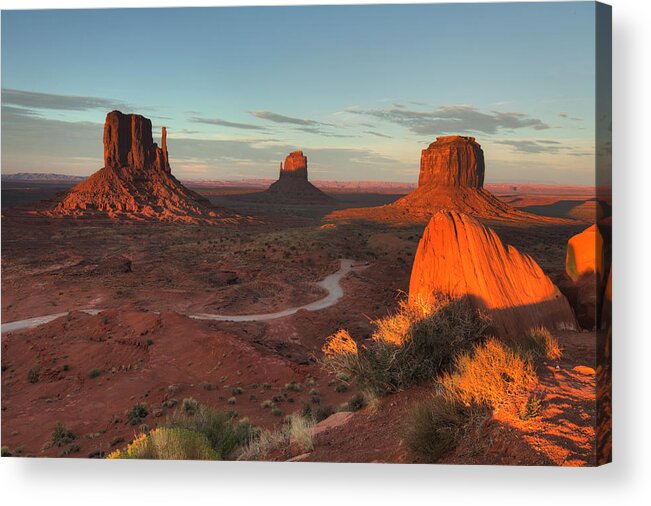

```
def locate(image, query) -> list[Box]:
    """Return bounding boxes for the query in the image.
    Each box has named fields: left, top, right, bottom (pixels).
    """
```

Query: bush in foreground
left=107, top=428, right=219, bottom=460
left=404, top=338, right=538, bottom=463
left=108, top=402, right=259, bottom=461
left=321, top=294, right=490, bottom=395
left=517, top=326, right=562, bottom=361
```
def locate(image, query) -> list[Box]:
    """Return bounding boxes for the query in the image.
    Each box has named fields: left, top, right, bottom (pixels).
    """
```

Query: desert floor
left=1, top=183, right=597, bottom=464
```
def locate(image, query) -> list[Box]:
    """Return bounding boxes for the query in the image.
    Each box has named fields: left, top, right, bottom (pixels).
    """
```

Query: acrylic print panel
left=0, top=2, right=611, bottom=466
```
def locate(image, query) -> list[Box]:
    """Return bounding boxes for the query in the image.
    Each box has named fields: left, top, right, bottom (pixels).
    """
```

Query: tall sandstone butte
left=249, top=150, right=332, bottom=203
left=329, top=135, right=557, bottom=224
left=54, top=111, right=229, bottom=223
left=409, top=211, right=578, bottom=339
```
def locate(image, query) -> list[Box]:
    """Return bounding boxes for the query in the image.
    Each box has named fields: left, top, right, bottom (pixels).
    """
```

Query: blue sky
left=1, top=3, right=597, bottom=183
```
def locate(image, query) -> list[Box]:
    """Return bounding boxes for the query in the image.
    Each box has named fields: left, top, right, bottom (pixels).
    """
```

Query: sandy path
left=1, top=259, right=366, bottom=333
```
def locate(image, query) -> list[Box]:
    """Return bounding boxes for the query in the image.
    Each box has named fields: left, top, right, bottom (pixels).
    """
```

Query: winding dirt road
left=1, top=259, right=367, bottom=333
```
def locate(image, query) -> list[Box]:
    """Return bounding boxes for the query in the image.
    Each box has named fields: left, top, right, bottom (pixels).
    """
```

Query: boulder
left=561, top=225, right=606, bottom=329
left=408, top=211, right=578, bottom=339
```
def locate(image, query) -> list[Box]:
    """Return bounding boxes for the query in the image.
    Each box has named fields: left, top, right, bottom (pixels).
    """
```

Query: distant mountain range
left=2, top=173, right=593, bottom=195
left=2, top=173, right=88, bottom=182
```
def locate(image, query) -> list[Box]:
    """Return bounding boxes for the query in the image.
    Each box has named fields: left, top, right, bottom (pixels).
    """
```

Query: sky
left=1, top=3, right=598, bottom=184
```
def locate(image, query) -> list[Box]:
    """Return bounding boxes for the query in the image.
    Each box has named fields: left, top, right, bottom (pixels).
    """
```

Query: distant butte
left=244, top=150, right=333, bottom=204
left=328, top=135, right=563, bottom=225
left=51, top=111, right=238, bottom=223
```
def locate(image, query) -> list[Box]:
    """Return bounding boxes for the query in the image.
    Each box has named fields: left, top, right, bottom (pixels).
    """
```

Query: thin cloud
left=364, top=130, right=392, bottom=138
left=2, top=88, right=129, bottom=111
left=190, top=116, right=267, bottom=131
left=250, top=110, right=333, bottom=127
left=346, top=104, right=549, bottom=135
left=495, top=139, right=584, bottom=155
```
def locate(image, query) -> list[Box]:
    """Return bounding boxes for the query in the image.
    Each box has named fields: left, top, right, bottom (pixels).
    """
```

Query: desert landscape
left=0, top=3, right=612, bottom=468
left=1, top=111, right=611, bottom=465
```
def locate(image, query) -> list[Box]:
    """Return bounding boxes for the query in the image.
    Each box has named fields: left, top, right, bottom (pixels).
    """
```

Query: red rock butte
left=329, top=135, right=561, bottom=225
left=246, top=150, right=333, bottom=204
left=408, top=210, right=578, bottom=339
left=52, top=111, right=236, bottom=223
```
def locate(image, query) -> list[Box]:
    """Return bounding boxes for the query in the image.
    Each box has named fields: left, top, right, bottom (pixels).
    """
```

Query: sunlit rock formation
left=408, top=210, right=578, bottom=339
left=328, top=136, right=560, bottom=224
left=53, top=111, right=233, bottom=223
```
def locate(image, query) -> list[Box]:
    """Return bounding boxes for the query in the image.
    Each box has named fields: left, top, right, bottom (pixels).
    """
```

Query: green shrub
left=88, top=368, right=101, bottom=379
left=313, top=405, right=335, bottom=422
left=51, top=423, right=76, bottom=447
left=28, top=367, right=40, bottom=384
left=403, top=395, right=476, bottom=463
left=345, top=393, right=367, bottom=412
left=181, top=397, right=199, bottom=415
left=127, top=403, right=148, bottom=426
left=165, top=404, right=258, bottom=460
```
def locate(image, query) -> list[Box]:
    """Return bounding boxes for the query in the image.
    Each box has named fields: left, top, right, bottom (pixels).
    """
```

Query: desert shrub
left=28, top=367, right=40, bottom=384
left=261, top=400, right=274, bottom=409
left=107, top=428, right=219, bottom=460
left=238, top=414, right=313, bottom=461
left=59, top=444, right=81, bottom=456
left=287, top=414, right=314, bottom=453
left=313, top=405, right=335, bottom=422
left=127, top=403, right=148, bottom=426
left=517, top=326, right=562, bottom=361
left=271, top=407, right=283, bottom=417
left=403, top=338, right=538, bottom=462
left=439, top=338, right=536, bottom=413
left=231, top=387, right=243, bottom=395
left=403, top=394, right=477, bottom=463
left=335, top=383, right=348, bottom=393
left=321, top=295, right=490, bottom=395
left=227, top=397, right=237, bottom=405
left=1, top=446, right=12, bottom=457
left=519, top=393, right=544, bottom=420
left=88, top=368, right=101, bottom=379
left=181, top=397, right=199, bottom=415
left=165, top=404, right=258, bottom=460
left=51, top=423, right=76, bottom=447
left=344, top=393, right=367, bottom=412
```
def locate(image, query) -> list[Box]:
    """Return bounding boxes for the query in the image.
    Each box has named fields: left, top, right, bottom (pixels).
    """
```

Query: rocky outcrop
left=559, top=224, right=607, bottom=329
left=328, top=136, right=562, bottom=225
left=245, top=150, right=333, bottom=204
left=408, top=211, right=578, bottom=339
left=52, top=111, right=234, bottom=223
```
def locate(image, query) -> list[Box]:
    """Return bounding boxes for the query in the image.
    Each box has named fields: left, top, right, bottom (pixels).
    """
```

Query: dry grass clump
left=107, top=427, right=219, bottom=460
left=517, top=326, right=562, bottom=361
left=321, top=294, right=490, bottom=395
left=238, top=413, right=315, bottom=460
left=440, top=338, right=536, bottom=412
left=404, top=338, right=539, bottom=463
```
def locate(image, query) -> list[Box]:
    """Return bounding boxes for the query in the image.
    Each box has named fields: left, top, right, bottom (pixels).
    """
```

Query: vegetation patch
left=321, top=294, right=490, bottom=395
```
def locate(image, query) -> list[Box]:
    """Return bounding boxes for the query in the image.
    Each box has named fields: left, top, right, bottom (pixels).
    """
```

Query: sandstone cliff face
left=408, top=211, right=577, bottom=339
left=53, top=111, right=233, bottom=223
left=418, top=136, right=485, bottom=188
left=280, top=151, right=308, bottom=179
left=329, top=135, right=560, bottom=225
